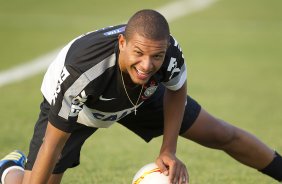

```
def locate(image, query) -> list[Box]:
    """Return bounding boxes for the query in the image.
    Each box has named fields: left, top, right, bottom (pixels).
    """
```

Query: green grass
left=1, top=0, right=282, bottom=183
left=0, top=0, right=171, bottom=71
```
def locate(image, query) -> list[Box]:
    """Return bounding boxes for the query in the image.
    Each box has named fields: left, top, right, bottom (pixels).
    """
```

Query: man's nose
left=140, top=56, right=153, bottom=70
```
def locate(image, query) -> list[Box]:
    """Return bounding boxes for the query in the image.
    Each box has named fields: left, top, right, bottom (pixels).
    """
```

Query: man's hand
left=156, top=151, right=188, bottom=184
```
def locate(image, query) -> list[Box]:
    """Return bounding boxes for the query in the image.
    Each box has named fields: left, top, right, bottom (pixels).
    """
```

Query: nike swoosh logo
left=99, top=95, right=116, bottom=101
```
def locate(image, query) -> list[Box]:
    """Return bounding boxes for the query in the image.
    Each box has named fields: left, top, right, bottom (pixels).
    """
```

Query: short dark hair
left=125, top=9, right=170, bottom=43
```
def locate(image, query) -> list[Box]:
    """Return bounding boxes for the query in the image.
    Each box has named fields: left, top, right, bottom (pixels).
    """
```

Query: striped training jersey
left=41, top=24, right=187, bottom=132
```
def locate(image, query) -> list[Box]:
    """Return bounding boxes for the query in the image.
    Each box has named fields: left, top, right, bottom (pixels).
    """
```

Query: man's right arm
left=23, top=122, right=70, bottom=184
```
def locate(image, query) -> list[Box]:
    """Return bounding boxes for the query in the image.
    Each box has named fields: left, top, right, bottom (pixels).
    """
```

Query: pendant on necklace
left=120, top=69, right=143, bottom=116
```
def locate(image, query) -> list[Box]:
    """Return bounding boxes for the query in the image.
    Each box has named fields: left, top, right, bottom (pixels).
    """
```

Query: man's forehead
left=129, top=35, right=168, bottom=50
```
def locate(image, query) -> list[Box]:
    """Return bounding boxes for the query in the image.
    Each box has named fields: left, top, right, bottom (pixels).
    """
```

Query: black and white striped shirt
left=41, top=24, right=187, bottom=132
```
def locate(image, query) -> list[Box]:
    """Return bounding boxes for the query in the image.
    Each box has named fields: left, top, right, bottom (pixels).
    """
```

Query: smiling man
left=1, top=9, right=282, bottom=184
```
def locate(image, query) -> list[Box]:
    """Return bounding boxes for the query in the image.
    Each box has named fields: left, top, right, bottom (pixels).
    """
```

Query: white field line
left=0, top=0, right=217, bottom=87
left=157, top=0, right=218, bottom=22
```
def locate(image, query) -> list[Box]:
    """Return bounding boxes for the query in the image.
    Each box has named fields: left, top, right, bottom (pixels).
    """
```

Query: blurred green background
left=0, top=0, right=281, bottom=183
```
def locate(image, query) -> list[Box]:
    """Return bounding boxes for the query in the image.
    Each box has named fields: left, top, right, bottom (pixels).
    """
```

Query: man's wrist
left=160, top=144, right=177, bottom=155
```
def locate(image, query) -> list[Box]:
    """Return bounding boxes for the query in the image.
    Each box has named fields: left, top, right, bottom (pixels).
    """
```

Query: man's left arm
left=156, top=81, right=188, bottom=184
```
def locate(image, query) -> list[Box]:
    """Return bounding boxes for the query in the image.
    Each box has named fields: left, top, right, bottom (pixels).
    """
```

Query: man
left=0, top=9, right=281, bottom=184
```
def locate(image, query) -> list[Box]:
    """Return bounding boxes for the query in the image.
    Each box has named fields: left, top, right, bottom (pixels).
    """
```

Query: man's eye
left=135, top=51, right=143, bottom=56
left=154, top=55, right=163, bottom=59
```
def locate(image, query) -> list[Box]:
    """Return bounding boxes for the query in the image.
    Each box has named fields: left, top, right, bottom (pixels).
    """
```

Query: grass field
left=1, top=0, right=282, bottom=183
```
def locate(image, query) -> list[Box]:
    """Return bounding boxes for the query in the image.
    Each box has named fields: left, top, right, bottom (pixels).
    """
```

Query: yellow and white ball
left=132, top=163, right=169, bottom=184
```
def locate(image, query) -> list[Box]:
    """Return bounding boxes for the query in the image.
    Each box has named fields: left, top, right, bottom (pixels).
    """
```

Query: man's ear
left=118, top=34, right=126, bottom=50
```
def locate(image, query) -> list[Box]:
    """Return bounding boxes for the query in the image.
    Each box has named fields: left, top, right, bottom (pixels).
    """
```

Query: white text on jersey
left=168, top=57, right=181, bottom=80
left=69, top=90, right=87, bottom=117
left=51, top=67, right=70, bottom=105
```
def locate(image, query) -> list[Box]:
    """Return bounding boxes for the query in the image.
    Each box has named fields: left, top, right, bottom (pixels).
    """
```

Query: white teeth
left=136, top=68, right=148, bottom=75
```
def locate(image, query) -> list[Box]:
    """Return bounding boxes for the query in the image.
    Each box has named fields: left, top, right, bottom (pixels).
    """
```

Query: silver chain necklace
left=120, top=70, right=144, bottom=115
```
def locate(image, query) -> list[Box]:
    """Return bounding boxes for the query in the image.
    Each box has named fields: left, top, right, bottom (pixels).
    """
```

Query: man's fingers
left=156, top=159, right=169, bottom=175
left=156, top=154, right=189, bottom=184
left=178, top=165, right=189, bottom=184
left=184, top=167, right=189, bottom=184
left=168, top=160, right=177, bottom=184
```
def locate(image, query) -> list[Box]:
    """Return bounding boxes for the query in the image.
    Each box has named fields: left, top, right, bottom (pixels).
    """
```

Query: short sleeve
left=161, top=36, right=187, bottom=91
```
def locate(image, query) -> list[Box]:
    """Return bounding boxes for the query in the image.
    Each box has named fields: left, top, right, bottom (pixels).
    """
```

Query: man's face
left=118, top=33, right=168, bottom=85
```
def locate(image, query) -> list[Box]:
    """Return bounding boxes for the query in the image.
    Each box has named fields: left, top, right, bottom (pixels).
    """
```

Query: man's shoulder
left=100, top=24, right=126, bottom=37
left=76, top=24, right=126, bottom=42
left=156, top=35, right=185, bottom=85
left=164, top=35, right=183, bottom=61
left=64, top=25, right=126, bottom=72
left=68, top=24, right=126, bottom=51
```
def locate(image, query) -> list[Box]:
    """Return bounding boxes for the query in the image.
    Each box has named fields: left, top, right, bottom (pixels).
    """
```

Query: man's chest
left=84, top=75, right=160, bottom=113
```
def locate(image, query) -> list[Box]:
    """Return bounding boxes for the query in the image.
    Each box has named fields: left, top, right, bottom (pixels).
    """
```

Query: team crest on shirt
left=142, top=80, right=158, bottom=100
left=144, top=86, right=157, bottom=97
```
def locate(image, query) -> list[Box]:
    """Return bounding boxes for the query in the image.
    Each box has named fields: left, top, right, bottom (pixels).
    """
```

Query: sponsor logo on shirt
left=167, top=57, right=181, bottom=80
left=51, top=67, right=70, bottom=105
left=99, top=95, right=116, bottom=101
left=167, top=38, right=184, bottom=80
left=92, top=108, right=135, bottom=121
left=69, top=90, right=87, bottom=117
left=104, top=26, right=126, bottom=36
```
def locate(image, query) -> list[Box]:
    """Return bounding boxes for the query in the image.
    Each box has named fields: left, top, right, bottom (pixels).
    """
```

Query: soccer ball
left=132, top=163, right=169, bottom=184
